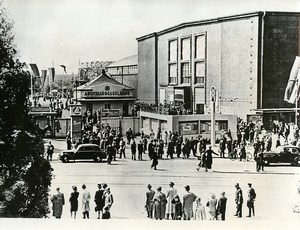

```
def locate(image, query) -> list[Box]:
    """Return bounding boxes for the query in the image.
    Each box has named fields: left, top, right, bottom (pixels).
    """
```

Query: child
left=102, top=206, right=111, bottom=219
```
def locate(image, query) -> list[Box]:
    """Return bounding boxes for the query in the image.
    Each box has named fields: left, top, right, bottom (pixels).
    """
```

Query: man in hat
left=217, top=192, right=227, bottom=220
left=234, top=183, right=243, bottom=218
left=152, top=186, right=167, bottom=220
left=166, top=182, right=177, bottom=219
left=145, top=184, right=155, bottom=218
left=247, top=183, right=256, bottom=217
left=182, top=185, right=197, bottom=220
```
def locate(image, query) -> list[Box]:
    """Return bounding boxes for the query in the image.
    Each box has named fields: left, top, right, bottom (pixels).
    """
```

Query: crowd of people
left=51, top=183, right=114, bottom=219
left=145, top=182, right=256, bottom=221
left=138, top=102, right=193, bottom=115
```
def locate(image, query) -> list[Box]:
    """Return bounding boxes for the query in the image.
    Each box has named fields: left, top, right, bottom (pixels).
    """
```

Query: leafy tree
left=0, top=1, right=53, bottom=217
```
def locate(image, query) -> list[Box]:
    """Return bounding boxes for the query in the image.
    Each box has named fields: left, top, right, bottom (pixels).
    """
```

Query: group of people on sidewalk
left=145, top=182, right=257, bottom=221
left=50, top=183, right=114, bottom=219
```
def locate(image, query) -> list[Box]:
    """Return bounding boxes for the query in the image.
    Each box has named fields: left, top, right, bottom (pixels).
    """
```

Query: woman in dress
left=207, top=194, right=218, bottom=220
left=194, top=197, right=206, bottom=220
left=69, top=185, right=79, bottom=219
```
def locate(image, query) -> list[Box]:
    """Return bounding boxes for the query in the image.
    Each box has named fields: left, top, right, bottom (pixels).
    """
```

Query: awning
left=253, top=108, right=300, bottom=113
left=76, top=97, right=136, bottom=102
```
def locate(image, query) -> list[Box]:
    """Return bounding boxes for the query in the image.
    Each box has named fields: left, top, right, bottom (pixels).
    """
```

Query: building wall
left=263, top=13, right=300, bottom=109
left=138, top=16, right=260, bottom=120
left=110, top=74, right=138, bottom=95
left=137, top=36, right=156, bottom=103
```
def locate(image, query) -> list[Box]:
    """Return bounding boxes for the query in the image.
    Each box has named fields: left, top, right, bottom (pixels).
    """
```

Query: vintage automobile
left=263, top=145, right=300, bottom=166
left=59, top=144, right=106, bottom=163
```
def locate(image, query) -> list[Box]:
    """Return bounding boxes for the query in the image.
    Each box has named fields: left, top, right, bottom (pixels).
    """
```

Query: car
left=263, top=145, right=300, bottom=166
left=59, top=144, right=106, bottom=163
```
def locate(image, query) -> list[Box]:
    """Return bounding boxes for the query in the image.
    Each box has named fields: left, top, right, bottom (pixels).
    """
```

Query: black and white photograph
left=1, top=0, right=300, bottom=229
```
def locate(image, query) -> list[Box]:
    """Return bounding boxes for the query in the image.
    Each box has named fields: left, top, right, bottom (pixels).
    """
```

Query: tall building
left=136, top=11, right=300, bottom=129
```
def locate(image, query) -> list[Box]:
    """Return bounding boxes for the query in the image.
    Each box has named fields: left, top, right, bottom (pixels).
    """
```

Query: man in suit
left=217, top=192, right=227, bottom=220
left=234, top=183, right=243, bottom=218
left=145, top=184, right=155, bottom=218
left=138, top=140, right=143, bottom=160
left=247, top=183, right=256, bottom=217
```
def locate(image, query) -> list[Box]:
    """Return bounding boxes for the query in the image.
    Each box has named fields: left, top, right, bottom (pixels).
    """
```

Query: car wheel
left=94, top=156, right=102, bottom=162
left=62, top=156, right=69, bottom=163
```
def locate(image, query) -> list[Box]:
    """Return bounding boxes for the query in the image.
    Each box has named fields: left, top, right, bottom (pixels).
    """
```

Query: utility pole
left=210, top=86, right=216, bottom=146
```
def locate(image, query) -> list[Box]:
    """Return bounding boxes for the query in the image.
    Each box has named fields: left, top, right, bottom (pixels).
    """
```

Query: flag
left=29, top=63, right=40, bottom=76
left=60, top=65, right=67, bottom=73
left=284, top=56, right=300, bottom=104
left=48, top=67, right=55, bottom=83
left=41, top=70, right=47, bottom=87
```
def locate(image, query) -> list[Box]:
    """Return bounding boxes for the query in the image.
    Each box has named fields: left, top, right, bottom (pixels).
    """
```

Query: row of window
left=107, top=65, right=138, bottom=75
left=168, top=34, right=206, bottom=85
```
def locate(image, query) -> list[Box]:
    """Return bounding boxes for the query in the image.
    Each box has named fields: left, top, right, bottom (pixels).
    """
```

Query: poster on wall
left=179, top=121, right=198, bottom=134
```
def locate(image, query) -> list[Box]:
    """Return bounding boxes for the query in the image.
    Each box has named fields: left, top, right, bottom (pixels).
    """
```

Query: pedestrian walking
left=206, top=193, right=218, bottom=220
left=152, top=187, right=167, bottom=220
left=138, top=140, right=143, bottom=160
left=256, top=151, right=264, bottom=172
left=145, top=184, right=155, bottom=218
left=217, top=192, right=227, bottom=221
left=106, top=143, right=114, bottom=165
left=194, top=197, right=206, bottom=220
left=171, top=195, right=183, bottom=220
left=234, top=183, right=243, bottom=218
left=131, top=140, right=137, bottom=160
left=69, top=185, right=79, bottom=219
left=81, top=184, right=91, bottom=219
left=142, top=136, right=147, bottom=154
left=176, top=139, right=182, bottom=158
left=47, top=141, right=54, bottom=161
left=151, top=147, right=159, bottom=170
left=148, top=140, right=154, bottom=160
left=246, top=183, right=256, bottom=217
left=182, top=185, right=197, bottom=220
left=204, top=146, right=219, bottom=171
left=166, top=182, right=177, bottom=220
left=94, top=184, right=105, bottom=219
left=167, top=140, right=175, bottom=159
left=51, top=187, right=65, bottom=219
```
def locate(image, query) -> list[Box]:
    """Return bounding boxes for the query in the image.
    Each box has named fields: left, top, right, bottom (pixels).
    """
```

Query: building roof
left=107, top=55, right=137, bottom=67
left=77, top=71, right=133, bottom=90
left=136, top=11, right=300, bottom=41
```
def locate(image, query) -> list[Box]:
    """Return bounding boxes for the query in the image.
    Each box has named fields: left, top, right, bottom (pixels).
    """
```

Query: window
left=169, top=64, right=177, bottom=84
left=181, top=38, right=191, bottom=61
left=169, top=40, right=177, bottom=62
left=195, top=62, right=205, bottom=84
left=181, top=63, right=190, bottom=83
left=195, top=35, right=206, bottom=59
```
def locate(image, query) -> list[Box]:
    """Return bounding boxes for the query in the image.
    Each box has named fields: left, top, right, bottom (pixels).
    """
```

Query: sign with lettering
left=83, top=90, right=132, bottom=97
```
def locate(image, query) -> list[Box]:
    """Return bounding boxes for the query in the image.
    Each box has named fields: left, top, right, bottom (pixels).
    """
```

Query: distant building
left=106, top=55, right=138, bottom=95
left=136, top=11, right=300, bottom=130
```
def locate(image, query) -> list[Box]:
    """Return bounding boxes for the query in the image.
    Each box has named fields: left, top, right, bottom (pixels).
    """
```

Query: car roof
left=78, top=144, right=99, bottom=147
left=275, top=145, right=300, bottom=151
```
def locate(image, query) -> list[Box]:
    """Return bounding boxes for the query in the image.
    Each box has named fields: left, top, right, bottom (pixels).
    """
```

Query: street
left=46, top=138, right=300, bottom=221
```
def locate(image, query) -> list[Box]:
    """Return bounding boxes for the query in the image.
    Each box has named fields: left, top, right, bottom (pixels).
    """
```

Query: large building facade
left=137, top=11, right=300, bottom=129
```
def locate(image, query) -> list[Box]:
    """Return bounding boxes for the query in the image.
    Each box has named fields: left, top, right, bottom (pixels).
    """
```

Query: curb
left=212, top=170, right=299, bottom=175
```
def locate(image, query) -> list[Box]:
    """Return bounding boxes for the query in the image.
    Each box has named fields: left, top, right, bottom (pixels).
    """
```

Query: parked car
left=263, top=145, right=300, bottom=166
left=59, top=144, right=106, bottom=163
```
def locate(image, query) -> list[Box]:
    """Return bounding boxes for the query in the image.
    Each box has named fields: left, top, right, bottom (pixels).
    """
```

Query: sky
left=4, top=0, right=300, bottom=74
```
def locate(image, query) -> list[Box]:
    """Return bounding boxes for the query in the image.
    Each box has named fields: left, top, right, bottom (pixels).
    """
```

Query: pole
left=296, top=78, right=298, bottom=127
left=210, top=87, right=216, bottom=146
left=30, top=73, right=34, bottom=102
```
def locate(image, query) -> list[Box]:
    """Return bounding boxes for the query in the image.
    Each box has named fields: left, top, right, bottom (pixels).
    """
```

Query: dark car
left=59, top=144, right=106, bottom=163
left=263, top=145, right=300, bottom=166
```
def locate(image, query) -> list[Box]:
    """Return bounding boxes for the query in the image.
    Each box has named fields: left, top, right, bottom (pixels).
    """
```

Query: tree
left=0, top=2, right=53, bottom=217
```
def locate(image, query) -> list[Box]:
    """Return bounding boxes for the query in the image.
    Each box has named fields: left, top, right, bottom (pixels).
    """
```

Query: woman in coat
left=207, top=194, right=218, bottom=220
left=152, top=187, right=167, bottom=220
left=104, top=187, right=114, bottom=211
left=194, top=197, right=206, bottom=220
left=51, top=187, right=65, bottom=219
left=166, top=182, right=177, bottom=219
left=81, top=184, right=91, bottom=219
left=69, top=186, right=79, bottom=219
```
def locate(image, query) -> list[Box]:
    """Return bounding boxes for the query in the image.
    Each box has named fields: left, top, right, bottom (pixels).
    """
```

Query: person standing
left=94, top=184, right=105, bottom=219
left=119, top=138, right=126, bottom=158
left=145, top=184, right=155, bottom=218
left=47, top=141, right=54, bottom=161
left=207, top=194, right=218, bottom=220
left=194, top=197, right=206, bottom=220
left=217, top=192, right=227, bottom=221
left=166, top=182, right=177, bottom=220
left=138, top=140, right=143, bottom=160
left=69, top=186, right=79, bottom=219
left=131, top=140, right=137, bottom=160
left=106, top=143, right=114, bottom=165
left=247, top=183, right=256, bottom=217
left=51, top=187, right=65, bottom=219
left=104, top=187, right=114, bottom=213
left=171, top=195, right=183, bottom=220
left=151, top=147, right=159, bottom=170
left=182, top=185, right=197, bottom=220
left=167, top=140, right=175, bottom=159
left=148, top=140, right=154, bottom=160
left=81, top=184, right=91, bottom=219
left=256, top=151, right=264, bottom=172
left=234, top=183, right=243, bottom=218
left=142, top=136, right=148, bottom=154
left=152, top=187, right=167, bottom=220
